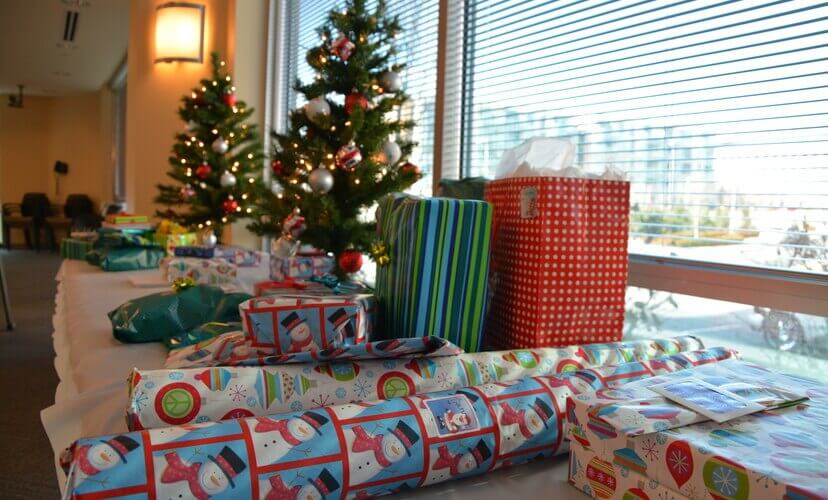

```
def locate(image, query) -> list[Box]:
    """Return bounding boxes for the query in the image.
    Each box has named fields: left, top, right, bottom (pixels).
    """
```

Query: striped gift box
left=60, top=238, right=94, bottom=260
left=375, top=194, right=493, bottom=352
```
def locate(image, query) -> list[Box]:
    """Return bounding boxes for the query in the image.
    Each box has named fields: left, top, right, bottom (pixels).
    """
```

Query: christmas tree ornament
left=272, top=235, right=300, bottom=258
left=202, top=229, right=218, bottom=248
left=186, top=120, right=198, bottom=132
left=219, top=171, right=237, bottom=187
left=335, top=142, right=362, bottom=171
left=380, top=140, right=402, bottom=165
left=369, top=240, right=390, bottom=267
left=271, top=159, right=285, bottom=175
left=283, top=209, right=306, bottom=238
left=331, top=34, right=355, bottom=61
left=400, top=161, right=422, bottom=177
left=260, top=214, right=271, bottom=224
left=308, top=167, right=334, bottom=194
left=179, top=184, right=196, bottom=200
left=338, top=249, right=364, bottom=273
left=222, top=92, right=237, bottom=107
left=379, top=71, right=403, bottom=93
left=195, top=163, right=212, bottom=179
left=304, top=97, right=331, bottom=120
left=345, top=92, right=368, bottom=114
left=222, top=198, right=239, bottom=213
left=212, top=137, right=229, bottom=154
left=270, top=180, right=284, bottom=195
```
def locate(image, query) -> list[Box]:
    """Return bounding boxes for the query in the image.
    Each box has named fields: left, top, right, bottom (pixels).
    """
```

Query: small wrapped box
left=216, top=245, right=266, bottom=267
left=567, top=359, right=828, bottom=500
left=239, top=286, right=376, bottom=354
left=153, top=232, right=198, bottom=255
left=164, top=257, right=238, bottom=285
left=60, top=238, right=94, bottom=260
left=375, top=194, right=493, bottom=352
left=270, top=251, right=335, bottom=281
left=173, top=245, right=216, bottom=258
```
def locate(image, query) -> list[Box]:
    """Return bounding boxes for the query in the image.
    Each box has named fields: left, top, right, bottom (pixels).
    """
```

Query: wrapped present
left=164, top=257, right=238, bottom=285
left=173, top=245, right=216, bottom=258
left=154, top=232, right=198, bottom=255
left=270, top=251, right=335, bottom=281
left=375, top=194, right=493, bottom=352
left=127, top=335, right=714, bottom=430
left=567, top=359, right=828, bottom=500
left=86, top=247, right=165, bottom=272
left=60, top=238, right=94, bottom=260
left=108, top=285, right=251, bottom=343
left=217, top=245, right=266, bottom=267
left=485, top=176, right=630, bottom=349
left=69, top=349, right=734, bottom=498
left=163, top=321, right=243, bottom=350
left=238, top=286, right=376, bottom=354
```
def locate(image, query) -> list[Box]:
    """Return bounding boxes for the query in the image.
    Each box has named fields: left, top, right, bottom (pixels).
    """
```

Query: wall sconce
left=154, top=2, right=205, bottom=63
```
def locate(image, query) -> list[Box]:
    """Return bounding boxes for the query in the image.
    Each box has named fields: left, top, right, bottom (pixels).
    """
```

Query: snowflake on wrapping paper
left=229, top=384, right=247, bottom=402
left=290, top=400, right=303, bottom=412
left=168, top=371, right=184, bottom=380
left=657, top=491, right=679, bottom=500
left=353, top=378, right=372, bottom=399
left=131, top=390, right=149, bottom=411
left=641, top=438, right=659, bottom=461
left=311, top=394, right=331, bottom=408
left=655, top=431, right=669, bottom=445
left=436, top=371, right=452, bottom=389
left=667, top=446, right=690, bottom=476
left=622, top=412, right=647, bottom=427
left=683, top=484, right=701, bottom=500
left=654, top=421, right=669, bottom=431
left=366, top=370, right=375, bottom=378
left=144, top=381, right=155, bottom=389
left=335, top=387, right=347, bottom=398
left=196, top=415, right=210, bottom=423
left=755, top=473, right=779, bottom=489
left=247, top=396, right=258, bottom=408
left=382, top=360, right=396, bottom=369
left=711, top=465, right=740, bottom=497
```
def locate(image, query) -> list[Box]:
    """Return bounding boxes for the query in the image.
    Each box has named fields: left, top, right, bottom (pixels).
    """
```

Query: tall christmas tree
left=249, top=0, right=422, bottom=275
left=156, top=52, right=265, bottom=240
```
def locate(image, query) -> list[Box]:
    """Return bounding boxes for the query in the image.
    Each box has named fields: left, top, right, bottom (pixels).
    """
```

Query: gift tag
left=649, top=377, right=764, bottom=423
left=520, top=187, right=539, bottom=219
left=426, top=394, right=480, bottom=436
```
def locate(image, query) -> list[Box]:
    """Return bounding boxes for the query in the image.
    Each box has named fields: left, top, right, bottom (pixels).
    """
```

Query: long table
left=41, top=260, right=579, bottom=498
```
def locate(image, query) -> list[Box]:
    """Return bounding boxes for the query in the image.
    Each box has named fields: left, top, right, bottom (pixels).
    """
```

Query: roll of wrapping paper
left=67, top=348, right=736, bottom=499
left=128, top=335, right=707, bottom=430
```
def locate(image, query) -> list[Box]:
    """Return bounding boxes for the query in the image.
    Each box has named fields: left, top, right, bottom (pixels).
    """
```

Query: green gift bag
left=108, top=285, right=252, bottom=343
left=375, top=194, right=493, bottom=352
left=86, top=247, right=166, bottom=271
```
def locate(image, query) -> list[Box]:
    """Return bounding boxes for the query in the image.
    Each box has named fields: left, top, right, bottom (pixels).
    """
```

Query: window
left=283, top=0, right=440, bottom=196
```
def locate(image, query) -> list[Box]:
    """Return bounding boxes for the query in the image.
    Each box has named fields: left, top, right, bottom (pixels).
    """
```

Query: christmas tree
left=156, top=52, right=265, bottom=240
left=249, top=0, right=422, bottom=275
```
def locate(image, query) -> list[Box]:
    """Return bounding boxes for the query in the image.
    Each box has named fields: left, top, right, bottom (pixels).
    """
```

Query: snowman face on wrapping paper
left=524, top=408, right=545, bottom=436
left=289, top=417, right=316, bottom=442
left=290, top=322, right=312, bottom=344
left=457, top=452, right=477, bottom=474
left=382, top=433, right=407, bottom=464
left=296, top=483, right=322, bottom=500
left=87, top=443, right=121, bottom=471
left=198, top=460, right=231, bottom=496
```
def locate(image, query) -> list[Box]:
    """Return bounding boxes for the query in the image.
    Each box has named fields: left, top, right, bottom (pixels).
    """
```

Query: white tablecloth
left=40, top=260, right=578, bottom=498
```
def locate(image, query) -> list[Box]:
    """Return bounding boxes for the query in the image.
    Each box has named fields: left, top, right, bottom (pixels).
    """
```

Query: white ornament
left=202, top=229, right=218, bottom=248
left=270, top=180, right=284, bottom=195
left=308, top=167, right=334, bottom=194
left=300, top=182, right=312, bottom=193
left=212, top=137, right=229, bottom=154
left=219, top=171, right=237, bottom=187
left=303, top=97, right=331, bottom=120
left=379, top=71, right=402, bottom=93
left=381, top=140, right=402, bottom=165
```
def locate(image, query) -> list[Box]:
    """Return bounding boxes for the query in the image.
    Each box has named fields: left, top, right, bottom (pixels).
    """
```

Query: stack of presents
left=60, top=171, right=827, bottom=499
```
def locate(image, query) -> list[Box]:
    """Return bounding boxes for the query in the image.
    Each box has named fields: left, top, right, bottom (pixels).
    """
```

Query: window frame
left=269, top=0, right=828, bottom=315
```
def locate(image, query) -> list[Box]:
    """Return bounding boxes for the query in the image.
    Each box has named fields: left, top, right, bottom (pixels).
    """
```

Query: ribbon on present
left=172, top=277, right=196, bottom=293
left=310, top=274, right=371, bottom=295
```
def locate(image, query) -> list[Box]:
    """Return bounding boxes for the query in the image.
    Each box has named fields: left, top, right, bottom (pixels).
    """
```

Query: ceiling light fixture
left=154, top=2, right=205, bottom=64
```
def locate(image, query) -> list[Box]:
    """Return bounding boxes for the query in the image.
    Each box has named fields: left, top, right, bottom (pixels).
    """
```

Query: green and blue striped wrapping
left=375, top=194, right=493, bottom=352
left=60, top=238, right=94, bottom=260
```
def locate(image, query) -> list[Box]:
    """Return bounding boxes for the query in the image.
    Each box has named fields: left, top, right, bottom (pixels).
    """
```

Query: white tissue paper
left=494, top=137, right=626, bottom=181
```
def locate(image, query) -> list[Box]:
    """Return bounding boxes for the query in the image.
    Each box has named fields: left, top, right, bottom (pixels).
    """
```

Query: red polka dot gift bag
left=484, top=175, right=630, bottom=349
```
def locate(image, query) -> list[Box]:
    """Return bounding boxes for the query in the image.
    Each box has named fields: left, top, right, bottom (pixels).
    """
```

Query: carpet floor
left=0, top=250, right=62, bottom=498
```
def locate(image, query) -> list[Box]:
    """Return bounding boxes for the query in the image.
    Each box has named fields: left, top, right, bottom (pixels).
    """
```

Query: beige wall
left=0, top=96, right=52, bottom=205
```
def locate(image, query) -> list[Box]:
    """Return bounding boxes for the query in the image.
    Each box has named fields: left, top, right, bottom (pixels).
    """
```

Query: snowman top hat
left=308, top=468, right=340, bottom=498
left=469, top=439, right=492, bottom=466
left=387, top=420, right=419, bottom=456
left=299, top=411, right=328, bottom=435
left=532, top=398, right=554, bottom=428
left=98, top=435, right=140, bottom=463
left=281, top=312, right=306, bottom=333
left=207, top=446, right=246, bottom=489
left=456, top=390, right=479, bottom=403
left=327, top=308, right=353, bottom=333
left=375, top=339, right=402, bottom=352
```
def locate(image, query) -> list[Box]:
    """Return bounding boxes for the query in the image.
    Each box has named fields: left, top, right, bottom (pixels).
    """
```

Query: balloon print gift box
left=566, top=359, right=828, bottom=500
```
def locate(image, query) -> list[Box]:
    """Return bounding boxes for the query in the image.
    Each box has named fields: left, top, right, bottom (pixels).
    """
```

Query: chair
left=20, top=193, right=52, bottom=250
left=0, top=253, right=13, bottom=330
left=46, top=194, right=99, bottom=249
left=2, top=203, right=33, bottom=250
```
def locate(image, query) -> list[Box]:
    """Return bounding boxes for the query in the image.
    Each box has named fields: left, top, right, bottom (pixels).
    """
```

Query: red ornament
left=400, top=162, right=422, bottom=177
left=222, top=93, right=237, bottom=107
left=335, top=143, right=362, bottom=171
left=345, top=92, right=368, bottom=114
left=194, top=91, right=206, bottom=105
left=338, top=250, right=363, bottom=274
left=195, top=163, right=212, bottom=179
left=331, top=34, right=355, bottom=61
left=271, top=159, right=284, bottom=175
left=222, top=199, right=239, bottom=214
left=666, top=441, right=693, bottom=488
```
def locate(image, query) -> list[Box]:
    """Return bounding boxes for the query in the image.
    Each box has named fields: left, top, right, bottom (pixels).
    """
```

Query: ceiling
left=0, top=0, right=129, bottom=97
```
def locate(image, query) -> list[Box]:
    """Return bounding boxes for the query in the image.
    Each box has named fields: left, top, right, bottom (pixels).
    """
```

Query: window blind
left=288, top=0, right=440, bottom=195
left=453, top=0, right=828, bottom=275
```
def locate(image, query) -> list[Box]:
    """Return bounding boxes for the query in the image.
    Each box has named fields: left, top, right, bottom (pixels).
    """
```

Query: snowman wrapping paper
left=269, top=253, right=335, bottom=281
left=164, top=257, right=239, bottom=286
left=567, top=359, right=828, bottom=500
left=128, top=336, right=711, bottom=430
left=65, top=346, right=736, bottom=499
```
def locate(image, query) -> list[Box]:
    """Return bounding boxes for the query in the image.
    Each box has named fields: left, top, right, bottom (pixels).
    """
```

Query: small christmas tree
left=156, top=52, right=265, bottom=240
left=249, top=0, right=422, bottom=275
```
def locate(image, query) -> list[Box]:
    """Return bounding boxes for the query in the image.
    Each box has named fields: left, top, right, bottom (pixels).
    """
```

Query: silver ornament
left=308, top=167, right=334, bottom=194
left=272, top=235, right=300, bottom=258
left=212, top=137, right=229, bottom=154
left=300, top=182, right=312, bottom=193
left=303, top=97, right=331, bottom=120
left=260, top=214, right=271, bottom=224
left=379, top=71, right=402, bottom=93
left=219, top=171, right=237, bottom=187
left=202, top=229, right=218, bottom=248
left=270, top=180, right=284, bottom=195
left=381, top=140, right=402, bottom=165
